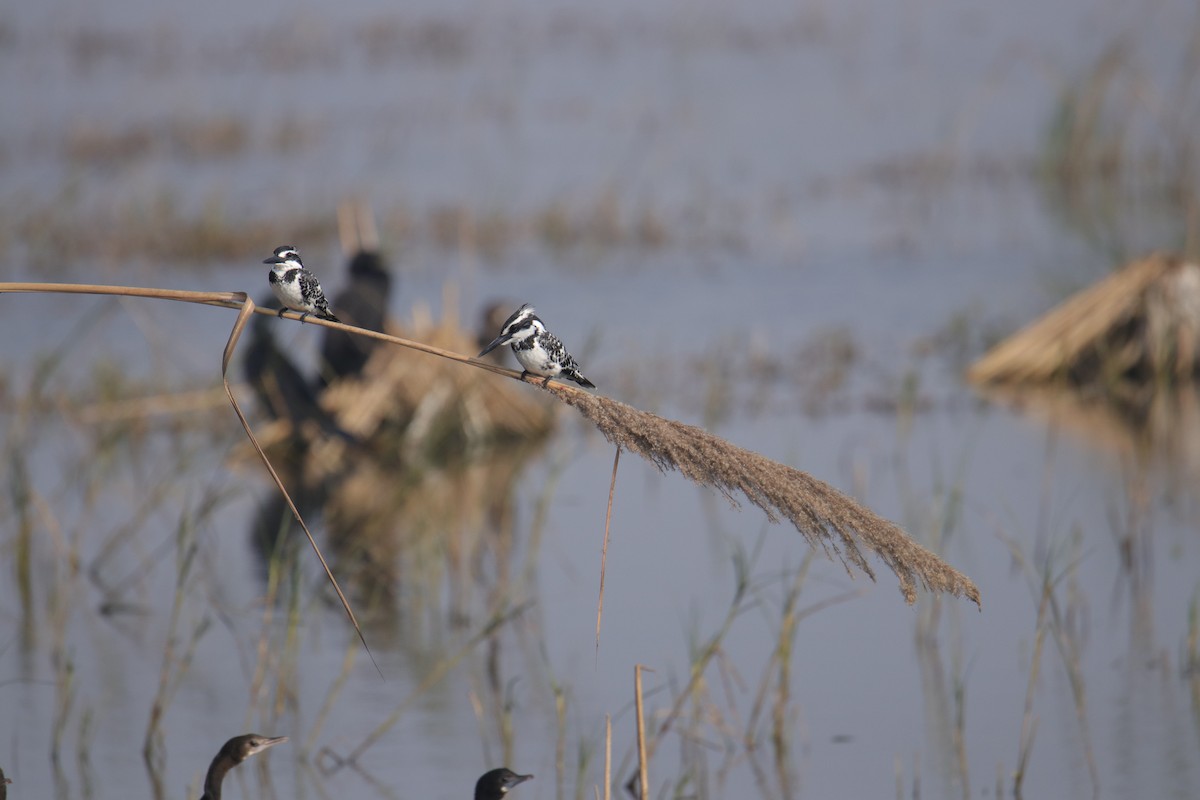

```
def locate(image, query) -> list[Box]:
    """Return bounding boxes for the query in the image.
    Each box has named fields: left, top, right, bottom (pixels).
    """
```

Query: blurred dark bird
left=242, top=298, right=353, bottom=442
left=476, top=301, right=517, bottom=360
left=318, top=248, right=392, bottom=387
left=199, top=734, right=287, bottom=800
left=1, top=766, right=10, bottom=800
left=475, top=768, right=533, bottom=800
left=317, top=200, right=393, bottom=387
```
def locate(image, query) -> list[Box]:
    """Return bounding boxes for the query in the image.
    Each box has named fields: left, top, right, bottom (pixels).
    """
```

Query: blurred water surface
left=2, top=2, right=1199, bottom=800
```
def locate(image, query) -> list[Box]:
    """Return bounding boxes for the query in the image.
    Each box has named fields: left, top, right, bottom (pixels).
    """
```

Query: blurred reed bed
left=998, top=528, right=1097, bottom=800
left=587, top=539, right=861, bottom=800
left=3, top=275, right=986, bottom=800
left=7, top=185, right=673, bottom=273
left=1041, top=26, right=1200, bottom=258
left=0, top=327, right=273, bottom=798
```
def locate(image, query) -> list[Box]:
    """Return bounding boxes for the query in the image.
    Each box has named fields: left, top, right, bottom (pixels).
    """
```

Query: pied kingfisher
left=478, top=304, right=595, bottom=388
left=263, top=245, right=340, bottom=323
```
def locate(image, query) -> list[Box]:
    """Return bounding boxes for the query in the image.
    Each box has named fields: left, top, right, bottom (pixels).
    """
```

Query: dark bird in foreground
left=478, top=304, right=595, bottom=388
left=318, top=249, right=392, bottom=387
left=199, top=733, right=288, bottom=800
left=264, top=245, right=340, bottom=323
left=475, top=768, right=534, bottom=800
left=1, top=767, right=10, bottom=800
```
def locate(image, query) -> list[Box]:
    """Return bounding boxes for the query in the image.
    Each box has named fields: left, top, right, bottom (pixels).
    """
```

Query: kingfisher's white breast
left=270, top=268, right=310, bottom=311
left=513, top=340, right=561, bottom=377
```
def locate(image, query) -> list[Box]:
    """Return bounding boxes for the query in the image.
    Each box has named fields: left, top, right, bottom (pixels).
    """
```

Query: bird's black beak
left=263, top=256, right=285, bottom=265
left=477, top=333, right=511, bottom=358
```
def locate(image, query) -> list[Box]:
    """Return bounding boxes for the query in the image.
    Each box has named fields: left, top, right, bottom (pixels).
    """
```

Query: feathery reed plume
left=546, top=386, right=980, bottom=607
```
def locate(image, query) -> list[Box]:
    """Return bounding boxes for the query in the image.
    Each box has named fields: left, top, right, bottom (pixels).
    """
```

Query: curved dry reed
left=2, top=281, right=981, bottom=607
left=547, top=386, right=981, bottom=607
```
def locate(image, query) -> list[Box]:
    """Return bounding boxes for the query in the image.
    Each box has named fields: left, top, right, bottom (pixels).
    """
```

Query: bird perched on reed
left=199, top=733, right=288, bottom=800
left=264, top=246, right=339, bottom=322
left=478, top=304, right=595, bottom=388
left=475, top=768, right=533, bottom=800
left=317, top=249, right=392, bottom=387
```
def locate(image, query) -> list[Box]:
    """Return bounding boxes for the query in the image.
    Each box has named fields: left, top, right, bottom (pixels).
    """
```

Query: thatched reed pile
left=968, top=253, right=1200, bottom=385
left=319, top=308, right=556, bottom=459
left=547, top=385, right=981, bottom=607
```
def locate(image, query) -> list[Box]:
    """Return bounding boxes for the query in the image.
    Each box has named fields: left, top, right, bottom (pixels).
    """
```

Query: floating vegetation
left=968, top=253, right=1200, bottom=387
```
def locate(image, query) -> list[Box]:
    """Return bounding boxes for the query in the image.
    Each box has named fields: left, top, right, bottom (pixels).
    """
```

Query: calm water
left=2, top=2, right=1199, bottom=799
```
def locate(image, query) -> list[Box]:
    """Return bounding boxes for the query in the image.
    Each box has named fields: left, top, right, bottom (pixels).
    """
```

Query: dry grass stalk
left=604, top=714, right=612, bottom=800
left=968, top=253, right=1200, bottom=384
left=546, top=385, right=981, bottom=606
left=595, top=447, right=620, bottom=653
left=634, top=664, right=651, bottom=800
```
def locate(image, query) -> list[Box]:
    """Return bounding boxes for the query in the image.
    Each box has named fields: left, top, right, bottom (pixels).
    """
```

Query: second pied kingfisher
left=264, top=246, right=340, bottom=323
left=478, top=304, right=595, bottom=388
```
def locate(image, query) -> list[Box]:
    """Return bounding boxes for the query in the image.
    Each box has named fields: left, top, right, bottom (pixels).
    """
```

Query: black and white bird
left=477, top=304, right=595, bottom=388
left=264, top=245, right=340, bottom=323
left=474, top=768, right=533, bottom=800
left=199, top=733, right=288, bottom=800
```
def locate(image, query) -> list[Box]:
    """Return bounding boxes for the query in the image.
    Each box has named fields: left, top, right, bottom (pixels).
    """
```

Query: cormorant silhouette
left=199, top=733, right=287, bottom=800
left=318, top=250, right=391, bottom=387
left=475, top=767, right=533, bottom=800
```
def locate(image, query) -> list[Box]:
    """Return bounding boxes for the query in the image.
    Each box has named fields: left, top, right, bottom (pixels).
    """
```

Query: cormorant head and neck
left=200, top=733, right=288, bottom=800
left=475, top=767, right=534, bottom=800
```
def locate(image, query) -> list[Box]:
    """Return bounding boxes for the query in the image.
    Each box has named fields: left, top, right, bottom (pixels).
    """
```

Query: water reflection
left=978, top=383, right=1200, bottom=491
left=240, top=281, right=555, bottom=638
